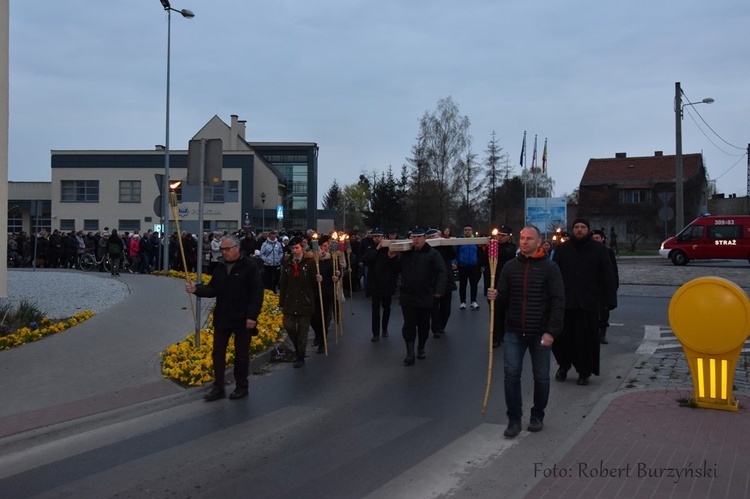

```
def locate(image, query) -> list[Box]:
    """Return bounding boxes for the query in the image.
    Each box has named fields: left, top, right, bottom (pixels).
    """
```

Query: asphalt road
left=0, top=258, right=747, bottom=498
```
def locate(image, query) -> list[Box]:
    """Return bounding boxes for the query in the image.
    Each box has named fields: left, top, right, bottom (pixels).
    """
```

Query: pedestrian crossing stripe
left=638, top=325, right=750, bottom=355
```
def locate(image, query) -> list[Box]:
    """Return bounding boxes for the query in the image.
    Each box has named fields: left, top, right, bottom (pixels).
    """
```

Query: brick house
left=577, top=151, right=708, bottom=247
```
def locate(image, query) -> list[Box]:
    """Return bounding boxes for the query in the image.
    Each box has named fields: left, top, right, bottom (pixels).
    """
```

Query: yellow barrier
left=669, top=276, right=750, bottom=411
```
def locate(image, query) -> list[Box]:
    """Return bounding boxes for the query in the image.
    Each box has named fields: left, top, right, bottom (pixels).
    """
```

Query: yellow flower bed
left=160, top=288, right=284, bottom=387
left=0, top=311, right=96, bottom=350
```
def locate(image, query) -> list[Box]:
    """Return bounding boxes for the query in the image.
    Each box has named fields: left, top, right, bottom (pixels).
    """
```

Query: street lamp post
left=261, top=192, right=266, bottom=230
left=674, top=81, right=713, bottom=233
left=159, top=0, right=194, bottom=274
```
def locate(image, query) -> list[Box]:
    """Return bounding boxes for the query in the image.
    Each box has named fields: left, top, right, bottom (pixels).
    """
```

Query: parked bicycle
left=79, top=251, right=134, bottom=273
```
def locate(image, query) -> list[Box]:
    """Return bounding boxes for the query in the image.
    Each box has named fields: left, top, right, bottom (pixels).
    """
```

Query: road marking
left=638, top=325, right=750, bottom=355
left=364, top=423, right=521, bottom=499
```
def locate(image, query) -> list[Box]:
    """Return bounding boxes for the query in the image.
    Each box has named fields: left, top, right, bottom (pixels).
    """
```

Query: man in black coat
left=388, top=227, right=447, bottom=365
left=362, top=229, right=398, bottom=342
left=591, top=229, right=619, bottom=344
left=186, top=235, right=265, bottom=401
left=552, top=217, right=617, bottom=385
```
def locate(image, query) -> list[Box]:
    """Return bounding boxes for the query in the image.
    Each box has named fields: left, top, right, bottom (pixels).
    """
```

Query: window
left=677, top=225, right=704, bottom=242
left=228, top=181, right=239, bottom=192
left=708, top=225, right=742, bottom=240
left=204, top=184, right=225, bottom=203
left=60, top=219, right=75, bottom=231
left=619, top=189, right=651, bottom=204
left=83, top=219, right=99, bottom=231
left=118, top=219, right=141, bottom=232
left=61, top=180, right=99, bottom=202
left=119, top=180, right=141, bottom=203
left=215, top=220, right=238, bottom=233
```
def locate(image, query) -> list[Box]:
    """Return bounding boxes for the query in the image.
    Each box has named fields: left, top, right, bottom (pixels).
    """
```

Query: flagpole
left=521, top=131, right=527, bottom=227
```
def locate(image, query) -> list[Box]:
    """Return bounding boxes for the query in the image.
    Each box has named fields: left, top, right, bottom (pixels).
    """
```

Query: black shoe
left=404, top=341, right=415, bottom=365
left=403, top=355, right=415, bottom=366
left=555, top=366, right=569, bottom=382
left=600, top=334, right=609, bottom=345
left=371, top=335, right=379, bottom=342
left=577, top=375, right=590, bottom=385
left=204, top=388, right=226, bottom=402
left=504, top=421, right=522, bottom=438
left=433, top=332, right=442, bottom=338
left=528, top=418, right=543, bottom=432
left=417, top=349, right=426, bottom=360
left=229, top=388, right=249, bottom=400
left=382, top=330, right=389, bottom=338
left=293, top=358, right=305, bottom=368
left=316, top=345, right=325, bottom=354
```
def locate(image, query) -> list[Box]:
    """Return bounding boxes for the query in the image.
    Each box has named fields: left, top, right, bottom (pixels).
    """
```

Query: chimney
left=238, top=120, right=247, bottom=141
left=654, top=151, right=663, bottom=156
left=615, top=152, right=627, bottom=158
left=230, top=115, right=240, bottom=150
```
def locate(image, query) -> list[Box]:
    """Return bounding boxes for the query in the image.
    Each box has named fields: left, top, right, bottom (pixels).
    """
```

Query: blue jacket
left=455, top=237, right=479, bottom=267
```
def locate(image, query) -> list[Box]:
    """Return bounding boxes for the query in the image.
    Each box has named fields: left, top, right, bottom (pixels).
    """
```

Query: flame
left=169, top=181, right=182, bottom=190
left=491, top=228, right=499, bottom=236
left=331, top=231, right=338, bottom=240
left=339, top=233, right=348, bottom=242
left=311, top=232, right=318, bottom=240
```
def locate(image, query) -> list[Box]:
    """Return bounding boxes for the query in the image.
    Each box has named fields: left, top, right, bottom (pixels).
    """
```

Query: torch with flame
left=168, top=181, right=199, bottom=340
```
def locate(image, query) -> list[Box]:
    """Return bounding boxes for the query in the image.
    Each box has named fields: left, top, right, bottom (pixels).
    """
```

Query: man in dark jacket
left=552, top=217, right=617, bottom=386
left=310, top=235, right=339, bottom=354
left=362, top=229, right=398, bottom=342
left=279, top=236, right=318, bottom=368
left=488, top=225, right=565, bottom=438
left=186, top=235, right=265, bottom=401
left=388, top=227, right=447, bottom=365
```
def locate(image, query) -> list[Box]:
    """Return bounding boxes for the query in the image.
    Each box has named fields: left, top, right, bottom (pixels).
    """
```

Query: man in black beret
left=387, top=227, right=447, bottom=365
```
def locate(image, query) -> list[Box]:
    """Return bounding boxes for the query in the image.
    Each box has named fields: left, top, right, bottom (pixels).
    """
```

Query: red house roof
left=580, top=152, right=704, bottom=187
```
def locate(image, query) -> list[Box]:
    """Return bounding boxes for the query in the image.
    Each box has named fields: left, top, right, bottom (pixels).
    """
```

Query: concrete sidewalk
left=0, top=270, right=199, bottom=437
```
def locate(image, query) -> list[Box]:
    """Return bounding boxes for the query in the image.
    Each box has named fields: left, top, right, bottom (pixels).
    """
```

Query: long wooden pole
left=346, top=245, right=354, bottom=315
left=169, top=191, right=199, bottom=337
left=311, top=237, right=328, bottom=356
left=481, top=238, right=499, bottom=415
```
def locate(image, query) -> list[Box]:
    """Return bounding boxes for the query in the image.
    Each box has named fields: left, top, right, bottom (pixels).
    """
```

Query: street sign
left=187, top=138, right=223, bottom=186
left=154, top=195, right=163, bottom=217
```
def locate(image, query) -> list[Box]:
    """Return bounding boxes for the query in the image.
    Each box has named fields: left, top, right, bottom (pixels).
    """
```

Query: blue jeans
left=503, top=332, right=551, bottom=423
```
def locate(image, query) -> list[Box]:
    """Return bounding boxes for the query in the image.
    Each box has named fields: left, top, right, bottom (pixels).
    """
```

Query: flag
left=531, top=135, right=537, bottom=173
left=542, top=138, right=548, bottom=174
left=519, top=131, right=526, bottom=167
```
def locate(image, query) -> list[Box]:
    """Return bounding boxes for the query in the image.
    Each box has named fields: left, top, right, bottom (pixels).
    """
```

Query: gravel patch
left=1, top=270, right=130, bottom=319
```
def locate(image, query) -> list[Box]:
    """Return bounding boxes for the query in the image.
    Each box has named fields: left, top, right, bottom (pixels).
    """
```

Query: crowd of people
left=10, top=220, right=619, bottom=436
left=181, top=219, right=618, bottom=442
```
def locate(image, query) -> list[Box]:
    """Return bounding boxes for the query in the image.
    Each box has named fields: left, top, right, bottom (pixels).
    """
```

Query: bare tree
left=408, top=96, right=471, bottom=228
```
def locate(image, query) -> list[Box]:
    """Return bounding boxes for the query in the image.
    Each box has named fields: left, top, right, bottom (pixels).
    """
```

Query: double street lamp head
left=159, top=0, right=195, bottom=18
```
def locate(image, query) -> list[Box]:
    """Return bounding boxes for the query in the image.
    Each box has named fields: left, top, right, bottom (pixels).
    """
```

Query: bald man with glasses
left=186, top=235, right=264, bottom=401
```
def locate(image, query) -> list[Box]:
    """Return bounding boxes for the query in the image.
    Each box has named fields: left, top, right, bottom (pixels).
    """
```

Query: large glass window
left=708, top=225, right=742, bottom=240
left=61, top=180, right=99, bottom=202
left=120, top=180, right=141, bottom=203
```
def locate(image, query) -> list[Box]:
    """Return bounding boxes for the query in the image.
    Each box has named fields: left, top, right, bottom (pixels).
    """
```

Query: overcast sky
left=8, top=1, right=750, bottom=206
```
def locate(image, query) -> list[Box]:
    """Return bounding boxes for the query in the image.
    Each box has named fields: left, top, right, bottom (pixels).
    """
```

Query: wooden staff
left=345, top=236, right=354, bottom=315
left=169, top=189, right=199, bottom=333
left=481, top=234, right=499, bottom=415
left=311, top=235, right=328, bottom=356
left=330, top=235, right=343, bottom=341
